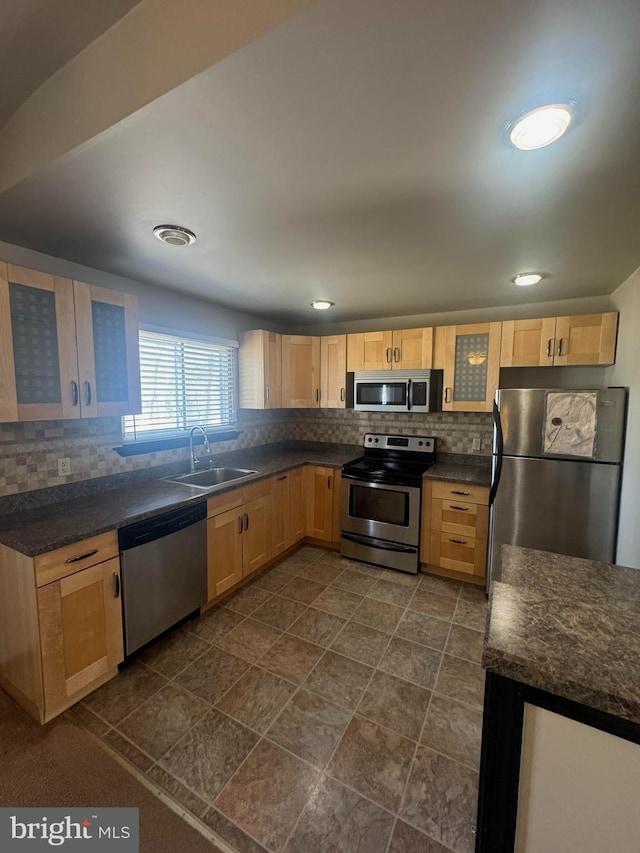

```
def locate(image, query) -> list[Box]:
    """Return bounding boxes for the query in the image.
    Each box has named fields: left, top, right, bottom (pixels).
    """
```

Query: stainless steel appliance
left=349, top=370, right=442, bottom=413
left=341, top=433, right=436, bottom=573
left=488, top=387, right=627, bottom=588
left=119, top=501, right=207, bottom=655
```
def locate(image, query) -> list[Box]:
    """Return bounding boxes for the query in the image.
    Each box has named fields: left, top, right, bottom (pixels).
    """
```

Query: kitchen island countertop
left=483, top=544, right=640, bottom=724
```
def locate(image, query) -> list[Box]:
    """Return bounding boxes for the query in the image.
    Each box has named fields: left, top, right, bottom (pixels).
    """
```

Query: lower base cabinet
left=421, top=480, right=489, bottom=580
left=207, top=479, right=273, bottom=600
left=0, top=532, right=123, bottom=724
left=305, top=465, right=341, bottom=543
left=272, top=467, right=305, bottom=558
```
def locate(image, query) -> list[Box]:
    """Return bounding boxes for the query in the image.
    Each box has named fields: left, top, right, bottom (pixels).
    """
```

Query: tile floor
left=71, top=546, right=488, bottom=853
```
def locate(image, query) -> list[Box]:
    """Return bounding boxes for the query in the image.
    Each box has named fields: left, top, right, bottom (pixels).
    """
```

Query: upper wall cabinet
left=0, top=262, right=140, bottom=422
left=347, top=327, right=433, bottom=371
left=501, top=313, right=618, bottom=367
left=74, top=281, right=140, bottom=417
left=239, top=330, right=282, bottom=409
left=441, top=322, right=502, bottom=413
left=320, top=335, right=347, bottom=408
left=281, top=335, right=321, bottom=408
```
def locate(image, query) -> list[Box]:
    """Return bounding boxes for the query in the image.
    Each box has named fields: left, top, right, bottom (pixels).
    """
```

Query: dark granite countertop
left=0, top=442, right=362, bottom=557
left=424, top=462, right=491, bottom=487
left=483, top=545, right=640, bottom=724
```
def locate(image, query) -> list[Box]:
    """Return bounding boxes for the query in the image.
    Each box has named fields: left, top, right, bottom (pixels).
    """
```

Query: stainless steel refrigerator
left=488, top=387, right=627, bottom=588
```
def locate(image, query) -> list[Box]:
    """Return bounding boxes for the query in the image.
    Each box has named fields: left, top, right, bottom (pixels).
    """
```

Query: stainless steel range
left=341, top=433, right=436, bottom=574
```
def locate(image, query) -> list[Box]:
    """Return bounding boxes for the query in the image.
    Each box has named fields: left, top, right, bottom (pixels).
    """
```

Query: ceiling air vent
left=153, top=225, right=197, bottom=247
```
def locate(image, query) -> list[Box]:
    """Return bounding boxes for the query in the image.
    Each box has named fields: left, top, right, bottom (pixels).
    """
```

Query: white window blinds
left=122, top=330, right=237, bottom=442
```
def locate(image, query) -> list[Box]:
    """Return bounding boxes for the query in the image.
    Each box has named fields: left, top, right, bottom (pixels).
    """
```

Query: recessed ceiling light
left=153, top=225, right=197, bottom=246
left=508, top=103, right=575, bottom=150
left=311, top=300, right=334, bottom=310
left=512, top=272, right=545, bottom=287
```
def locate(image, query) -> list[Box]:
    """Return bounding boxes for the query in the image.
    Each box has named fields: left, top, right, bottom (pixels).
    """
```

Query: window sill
left=113, top=430, right=241, bottom=457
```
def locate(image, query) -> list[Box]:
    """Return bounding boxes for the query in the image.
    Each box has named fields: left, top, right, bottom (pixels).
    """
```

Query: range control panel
left=363, top=433, right=436, bottom=453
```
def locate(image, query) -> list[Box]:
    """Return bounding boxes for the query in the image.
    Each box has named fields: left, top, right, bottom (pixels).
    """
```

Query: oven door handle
left=341, top=471, right=373, bottom=483
left=341, top=532, right=417, bottom=554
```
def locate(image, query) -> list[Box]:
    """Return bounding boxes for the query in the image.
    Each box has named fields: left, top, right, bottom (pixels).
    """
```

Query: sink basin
left=164, top=467, right=258, bottom=490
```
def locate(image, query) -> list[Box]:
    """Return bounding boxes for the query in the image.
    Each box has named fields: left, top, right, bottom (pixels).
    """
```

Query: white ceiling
left=0, top=0, right=639, bottom=325
left=0, top=0, right=141, bottom=127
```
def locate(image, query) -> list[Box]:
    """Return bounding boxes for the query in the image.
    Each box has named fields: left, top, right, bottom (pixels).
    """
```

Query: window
left=122, top=329, right=237, bottom=442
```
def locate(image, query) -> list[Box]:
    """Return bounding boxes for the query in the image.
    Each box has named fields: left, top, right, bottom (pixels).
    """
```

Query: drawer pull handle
left=451, top=490, right=470, bottom=496
left=113, top=572, right=120, bottom=598
left=65, top=549, right=98, bottom=564
left=449, top=538, right=468, bottom=545
left=277, top=475, right=287, bottom=481
left=450, top=505, right=469, bottom=511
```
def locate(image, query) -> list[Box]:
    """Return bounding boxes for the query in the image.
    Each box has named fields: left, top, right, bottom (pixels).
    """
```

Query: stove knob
left=374, top=438, right=379, bottom=443
left=418, top=441, right=423, bottom=446
left=367, top=437, right=373, bottom=442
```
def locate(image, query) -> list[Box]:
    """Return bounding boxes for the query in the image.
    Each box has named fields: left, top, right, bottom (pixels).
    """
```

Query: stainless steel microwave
left=348, top=370, right=442, bottom=413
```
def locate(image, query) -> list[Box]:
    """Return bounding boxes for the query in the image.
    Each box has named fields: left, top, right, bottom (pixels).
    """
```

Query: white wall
left=0, top=240, right=282, bottom=339
left=606, top=267, right=640, bottom=568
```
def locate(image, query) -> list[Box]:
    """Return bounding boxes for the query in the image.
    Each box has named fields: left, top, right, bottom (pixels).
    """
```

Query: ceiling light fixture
left=512, top=272, right=545, bottom=287
left=153, top=225, right=197, bottom=246
left=311, top=300, right=334, bottom=310
left=508, top=103, right=575, bottom=150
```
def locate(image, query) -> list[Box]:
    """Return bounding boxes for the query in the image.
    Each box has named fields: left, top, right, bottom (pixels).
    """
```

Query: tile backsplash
left=0, top=408, right=492, bottom=497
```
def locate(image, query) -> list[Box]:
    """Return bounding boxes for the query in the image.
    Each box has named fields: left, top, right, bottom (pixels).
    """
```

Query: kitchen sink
left=164, top=467, right=258, bottom=490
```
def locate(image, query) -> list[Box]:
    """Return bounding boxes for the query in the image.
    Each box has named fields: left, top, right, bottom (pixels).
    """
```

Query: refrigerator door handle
left=489, top=399, right=503, bottom=506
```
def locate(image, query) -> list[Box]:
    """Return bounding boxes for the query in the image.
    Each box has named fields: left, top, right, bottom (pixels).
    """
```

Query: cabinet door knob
left=393, top=347, right=400, bottom=363
left=547, top=338, right=553, bottom=357
left=85, top=380, right=92, bottom=406
left=238, top=515, right=244, bottom=534
left=265, top=385, right=270, bottom=403
left=327, top=475, right=332, bottom=489
left=71, top=381, right=79, bottom=406
left=444, top=387, right=452, bottom=403
left=113, top=572, right=121, bottom=598
left=340, top=387, right=345, bottom=402
left=558, top=337, right=566, bottom=356
left=316, top=388, right=320, bottom=403
left=243, top=512, right=249, bottom=531
left=386, top=347, right=392, bottom=363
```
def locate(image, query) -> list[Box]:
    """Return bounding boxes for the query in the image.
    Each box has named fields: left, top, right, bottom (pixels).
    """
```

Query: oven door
left=341, top=475, right=421, bottom=546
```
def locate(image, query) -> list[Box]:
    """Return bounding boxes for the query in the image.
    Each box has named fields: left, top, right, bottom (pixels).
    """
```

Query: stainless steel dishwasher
left=119, top=501, right=207, bottom=656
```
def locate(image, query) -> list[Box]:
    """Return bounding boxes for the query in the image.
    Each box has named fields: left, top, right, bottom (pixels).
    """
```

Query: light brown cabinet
left=441, top=322, right=502, bottom=413
left=305, top=465, right=340, bottom=543
left=501, top=313, right=618, bottom=367
left=347, top=328, right=433, bottom=372
left=320, top=335, right=347, bottom=408
left=0, top=531, right=123, bottom=723
left=421, top=480, right=489, bottom=581
left=281, top=335, right=321, bottom=408
left=271, top=467, right=306, bottom=558
left=0, top=262, right=140, bottom=422
left=238, top=329, right=282, bottom=408
left=206, top=480, right=272, bottom=600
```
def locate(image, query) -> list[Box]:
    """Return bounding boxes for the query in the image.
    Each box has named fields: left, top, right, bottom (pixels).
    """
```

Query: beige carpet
left=0, top=688, right=221, bottom=853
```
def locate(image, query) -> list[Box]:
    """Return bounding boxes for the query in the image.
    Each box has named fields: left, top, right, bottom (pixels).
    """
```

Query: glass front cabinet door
left=0, top=262, right=140, bottom=422
left=442, top=322, right=502, bottom=412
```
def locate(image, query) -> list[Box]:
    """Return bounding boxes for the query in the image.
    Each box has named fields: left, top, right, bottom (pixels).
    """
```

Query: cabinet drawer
left=431, top=481, right=489, bottom=505
left=242, top=478, right=271, bottom=503
left=35, top=531, right=119, bottom=587
left=431, top=498, right=489, bottom=539
left=207, top=488, right=243, bottom=518
left=429, top=531, right=487, bottom=578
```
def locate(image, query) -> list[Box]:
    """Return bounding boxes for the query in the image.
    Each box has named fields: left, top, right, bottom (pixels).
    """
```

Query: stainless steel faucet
left=189, top=425, right=212, bottom=472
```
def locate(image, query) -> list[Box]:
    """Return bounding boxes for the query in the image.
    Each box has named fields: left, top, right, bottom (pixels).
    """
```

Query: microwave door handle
left=407, top=379, right=412, bottom=411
